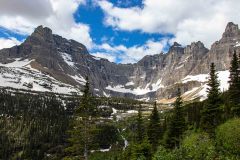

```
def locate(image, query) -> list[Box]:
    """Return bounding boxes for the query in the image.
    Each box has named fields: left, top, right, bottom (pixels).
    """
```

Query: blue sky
left=0, top=0, right=239, bottom=63
left=74, top=0, right=168, bottom=47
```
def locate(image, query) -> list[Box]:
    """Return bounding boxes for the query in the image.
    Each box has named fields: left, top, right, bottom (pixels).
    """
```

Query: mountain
left=0, top=22, right=240, bottom=102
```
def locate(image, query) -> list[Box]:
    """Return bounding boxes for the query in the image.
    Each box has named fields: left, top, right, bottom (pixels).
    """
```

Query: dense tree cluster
left=0, top=91, right=69, bottom=159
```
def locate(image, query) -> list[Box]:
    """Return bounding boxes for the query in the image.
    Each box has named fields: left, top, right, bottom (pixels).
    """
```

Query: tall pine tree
left=165, top=88, right=186, bottom=149
left=201, top=63, right=221, bottom=136
left=229, top=50, right=240, bottom=117
left=65, top=77, right=97, bottom=160
left=147, top=101, right=161, bottom=151
left=136, top=105, right=144, bottom=142
left=130, top=105, right=152, bottom=160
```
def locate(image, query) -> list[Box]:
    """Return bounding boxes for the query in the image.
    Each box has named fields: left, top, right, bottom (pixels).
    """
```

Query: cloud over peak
left=0, top=0, right=92, bottom=48
left=92, top=39, right=168, bottom=64
left=98, top=0, right=240, bottom=47
left=1, top=0, right=240, bottom=64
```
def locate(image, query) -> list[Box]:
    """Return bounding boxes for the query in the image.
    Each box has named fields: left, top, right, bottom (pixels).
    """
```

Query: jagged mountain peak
left=184, top=41, right=208, bottom=56
left=32, top=25, right=53, bottom=39
left=225, top=22, right=238, bottom=32
left=25, top=25, right=88, bottom=53
left=24, top=25, right=54, bottom=46
left=34, top=25, right=52, bottom=34
left=222, top=22, right=240, bottom=39
left=169, top=42, right=184, bottom=55
left=172, top=42, right=182, bottom=47
left=189, top=41, right=205, bottom=48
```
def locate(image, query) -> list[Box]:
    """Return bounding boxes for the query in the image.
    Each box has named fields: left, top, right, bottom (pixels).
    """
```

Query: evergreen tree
left=201, top=63, right=221, bottom=136
left=229, top=51, right=240, bottom=117
left=147, top=101, right=161, bottom=151
left=165, top=88, right=186, bottom=149
left=132, top=135, right=152, bottom=160
left=65, top=77, right=97, bottom=160
left=136, top=105, right=144, bottom=142
left=128, top=105, right=152, bottom=159
left=76, top=77, right=97, bottom=117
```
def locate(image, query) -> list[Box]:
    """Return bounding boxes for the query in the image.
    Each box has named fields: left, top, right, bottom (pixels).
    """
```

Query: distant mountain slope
left=0, top=22, right=240, bottom=102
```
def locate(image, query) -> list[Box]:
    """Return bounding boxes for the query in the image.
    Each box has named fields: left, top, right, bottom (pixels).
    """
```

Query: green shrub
left=182, top=132, right=215, bottom=160
left=153, top=146, right=186, bottom=160
left=153, top=146, right=176, bottom=160
left=216, top=118, right=240, bottom=156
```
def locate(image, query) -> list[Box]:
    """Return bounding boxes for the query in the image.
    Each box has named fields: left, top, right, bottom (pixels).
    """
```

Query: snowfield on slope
left=106, top=79, right=164, bottom=95
left=181, top=70, right=230, bottom=101
left=0, top=58, right=81, bottom=94
left=0, top=58, right=231, bottom=100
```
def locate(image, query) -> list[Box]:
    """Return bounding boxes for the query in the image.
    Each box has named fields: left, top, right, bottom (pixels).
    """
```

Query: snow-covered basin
left=105, top=79, right=164, bottom=95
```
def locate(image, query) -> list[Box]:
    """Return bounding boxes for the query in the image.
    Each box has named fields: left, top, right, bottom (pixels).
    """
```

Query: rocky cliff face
left=0, top=23, right=240, bottom=102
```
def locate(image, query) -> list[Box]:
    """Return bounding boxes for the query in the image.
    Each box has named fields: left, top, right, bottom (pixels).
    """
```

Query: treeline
left=0, top=91, right=69, bottom=159
left=88, top=51, right=240, bottom=159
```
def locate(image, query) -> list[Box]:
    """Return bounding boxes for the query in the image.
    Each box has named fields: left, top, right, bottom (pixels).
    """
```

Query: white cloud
left=98, top=0, right=240, bottom=47
left=92, top=52, right=117, bottom=62
left=120, top=39, right=167, bottom=63
left=0, top=0, right=92, bottom=48
left=0, top=37, right=22, bottom=49
left=92, top=39, right=168, bottom=63
left=0, top=0, right=53, bottom=19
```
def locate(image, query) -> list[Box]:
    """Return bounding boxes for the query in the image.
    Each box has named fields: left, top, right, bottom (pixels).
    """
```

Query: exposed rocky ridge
left=0, top=23, right=240, bottom=101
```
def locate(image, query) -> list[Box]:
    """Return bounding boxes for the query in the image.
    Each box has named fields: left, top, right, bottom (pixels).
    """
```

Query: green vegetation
left=164, top=88, right=186, bottom=149
left=181, top=132, right=216, bottom=160
left=229, top=51, right=240, bottom=116
left=200, top=63, right=222, bottom=136
left=0, top=91, right=69, bottom=160
left=147, top=102, right=161, bottom=151
left=1, top=51, right=240, bottom=159
left=216, top=118, right=240, bottom=157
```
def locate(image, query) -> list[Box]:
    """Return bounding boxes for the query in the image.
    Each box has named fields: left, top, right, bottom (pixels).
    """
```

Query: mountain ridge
left=0, top=22, right=239, bottom=102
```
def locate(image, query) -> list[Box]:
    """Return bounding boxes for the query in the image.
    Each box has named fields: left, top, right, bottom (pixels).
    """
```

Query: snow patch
left=126, top=110, right=138, bottom=114
left=69, top=74, right=86, bottom=85
left=92, top=56, right=101, bottom=60
left=182, top=74, right=208, bottom=83
left=59, top=52, right=75, bottom=67
left=151, top=79, right=164, bottom=90
left=235, top=41, right=240, bottom=47
left=103, top=91, right=110, bottom=97
left=99, top=146, right=112, bottom=152
left=181, top=70, right=230, bottom=101
left=125, top=81, right=134, bottom=86
left=98, top=105, right=110, bottom=109
left=137, top=97, right=150, bottom=102
left=0, top=66, right=80, bottom=95
left=176, top=64, right=184, bottom=70
left=0, top=58, right=34, bottom=67
left=106, top=79, right=164, bottom=95
left=112, top=108, right=118, bottom=114
left=218, top=70, right=230, bottom=92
